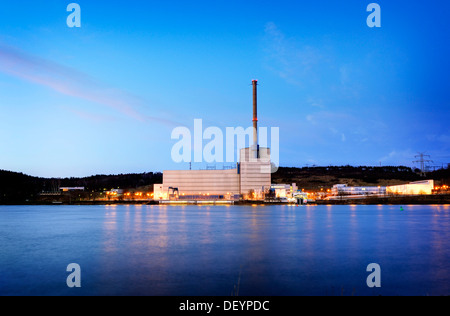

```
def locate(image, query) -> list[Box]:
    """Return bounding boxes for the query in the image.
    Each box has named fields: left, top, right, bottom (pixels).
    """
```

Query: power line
left=413, top=152, right=433, bottom=174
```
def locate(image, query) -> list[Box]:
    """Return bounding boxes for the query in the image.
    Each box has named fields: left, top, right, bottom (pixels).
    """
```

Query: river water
left=0, top=204, right=449, bottom=296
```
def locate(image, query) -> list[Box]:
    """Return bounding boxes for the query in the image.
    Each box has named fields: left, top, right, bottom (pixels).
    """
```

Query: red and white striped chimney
left=252, top=79, right=258, bottom=159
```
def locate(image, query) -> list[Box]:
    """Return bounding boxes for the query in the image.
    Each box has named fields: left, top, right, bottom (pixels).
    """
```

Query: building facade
left=332, top=184, right=386, bottom=196
left=154, top=79, right=273, bottom=201
left=155, top=147, right=271, bottom=200
left=387, top=180, right=434, bottom=195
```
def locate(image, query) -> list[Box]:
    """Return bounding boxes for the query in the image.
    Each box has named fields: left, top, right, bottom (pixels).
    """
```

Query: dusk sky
left=1, top=0, right=449, bottom=177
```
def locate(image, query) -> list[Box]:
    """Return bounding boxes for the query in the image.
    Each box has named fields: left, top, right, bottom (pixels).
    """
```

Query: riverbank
left=2, top=194, right=449, bottom=206
left=315, top=194, right=450, bottom=205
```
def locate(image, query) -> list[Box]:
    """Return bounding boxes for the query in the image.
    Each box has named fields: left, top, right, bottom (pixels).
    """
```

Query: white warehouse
left=157, top=147, right=271, bottom=200
left=154, top=80, right=272, bottom=201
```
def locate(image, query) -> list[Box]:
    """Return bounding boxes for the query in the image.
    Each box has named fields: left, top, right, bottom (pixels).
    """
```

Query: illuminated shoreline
left=1, top=194, right=449, bottom=206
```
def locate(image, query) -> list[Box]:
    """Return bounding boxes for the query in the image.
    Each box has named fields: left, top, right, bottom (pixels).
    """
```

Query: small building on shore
left=271, top=183, right=298, bottom=199
left=60, top=187, right=85, bottom=192
left=332, top=184, right=386, bottom=196
left=387, top=180, right=434, bottom=195
left=330, top=180, right=435, bottom=197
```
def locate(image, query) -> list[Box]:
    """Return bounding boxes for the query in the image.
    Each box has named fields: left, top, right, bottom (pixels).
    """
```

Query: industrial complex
left=21, top=75, right=447, bottom=205
left=150, top=80, right=440, bottom=205
left=154, top=80, right=280, bottom=203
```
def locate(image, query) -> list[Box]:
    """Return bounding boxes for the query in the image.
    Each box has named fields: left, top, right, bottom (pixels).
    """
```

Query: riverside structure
left=154, top=80, right=273, bottom=202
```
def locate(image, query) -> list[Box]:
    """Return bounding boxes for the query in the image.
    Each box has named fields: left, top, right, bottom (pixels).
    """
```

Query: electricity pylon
left=413, top=152, right=433, bottom=175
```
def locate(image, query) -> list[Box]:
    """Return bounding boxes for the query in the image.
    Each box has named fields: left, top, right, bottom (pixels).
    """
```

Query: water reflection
left=2, top=204, right=448, bottom=295
left=98, top=205, right=173, bottom=294
left=102, top=206, right=118, bottom=254
left=347, top=205, right=359, bottom=256
left=324, top=205, right=335, bottom=257
left=429, top=209, right=450, bottom=294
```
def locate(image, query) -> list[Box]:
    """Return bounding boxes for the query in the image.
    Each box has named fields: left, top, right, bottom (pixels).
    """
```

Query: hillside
left=271, top=166, right=449, bottom=190
left=1, top=166, right=449, bottom=203
left=0, top=170, right=162, bottom=204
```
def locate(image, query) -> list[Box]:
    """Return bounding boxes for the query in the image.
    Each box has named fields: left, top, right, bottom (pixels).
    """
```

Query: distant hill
left=272, top=166, right=450, bottom=190
left=0, top=170, right=162, bottom=204
left=1, top=166, right=449, bottom=203
left=0, top=170, right=45, bottom=203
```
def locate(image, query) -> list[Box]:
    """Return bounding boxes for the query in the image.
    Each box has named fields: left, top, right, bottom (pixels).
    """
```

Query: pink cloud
left=0, top=43, right=181, bottom=127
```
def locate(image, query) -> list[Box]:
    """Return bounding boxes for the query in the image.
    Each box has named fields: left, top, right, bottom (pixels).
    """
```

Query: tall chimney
left=252, top=79, right=258, bottom=159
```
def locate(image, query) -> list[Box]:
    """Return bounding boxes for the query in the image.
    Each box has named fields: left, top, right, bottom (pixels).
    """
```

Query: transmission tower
left=413, top=152, right=433, bottom=175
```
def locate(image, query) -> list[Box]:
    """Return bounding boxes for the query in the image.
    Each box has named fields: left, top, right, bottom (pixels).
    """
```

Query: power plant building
left=154, top=80, right=272, bottom=201
left=159, top=147, right=271, bottom=200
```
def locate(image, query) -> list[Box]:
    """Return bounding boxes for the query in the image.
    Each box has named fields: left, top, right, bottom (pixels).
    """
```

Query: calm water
left=0, top=204, right=449, bottom=296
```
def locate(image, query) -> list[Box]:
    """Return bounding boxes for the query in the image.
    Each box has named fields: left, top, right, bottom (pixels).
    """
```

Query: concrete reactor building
left=154, top=80, right=272, bottom=202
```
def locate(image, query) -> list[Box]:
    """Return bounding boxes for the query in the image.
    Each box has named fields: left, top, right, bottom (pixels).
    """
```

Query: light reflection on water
left=0, top=204, right=449, bottom=296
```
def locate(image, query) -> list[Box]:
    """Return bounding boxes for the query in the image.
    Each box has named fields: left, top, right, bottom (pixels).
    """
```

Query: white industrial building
left=331, top=180, right=435, bottom=197
left=154, top=80, right=272, bottom=201
left=60, top=187, right=85, bottom=192
left=332, top=184, right=386, bottom=196
left=157, top=147, right=271, bottom=201
left=387, top=180, right=434, bottom=195
left=271, top=183, right=298, bottom=199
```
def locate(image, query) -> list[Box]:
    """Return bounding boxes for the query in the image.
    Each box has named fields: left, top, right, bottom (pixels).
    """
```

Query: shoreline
left=1, top=194, right=449, bottom=206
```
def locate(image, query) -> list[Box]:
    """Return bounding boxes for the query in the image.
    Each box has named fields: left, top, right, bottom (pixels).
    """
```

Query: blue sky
left=0, top=0, right=449, bottom=177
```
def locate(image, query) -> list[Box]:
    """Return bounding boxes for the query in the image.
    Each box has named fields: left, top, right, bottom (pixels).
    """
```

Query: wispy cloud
left=263, top=22, right=323, bottom=87
left=0, top=43, right=181, bottom=127
left=426, top=133, right=450, bottom=146
left=263, top=22, right=363, bottom=101
left=306, top=96, right=326, bottom=108
left=303, top=110, right=391, bottom=147
left=378, top=149, right=416, bottom=166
